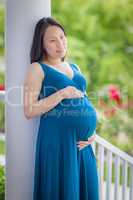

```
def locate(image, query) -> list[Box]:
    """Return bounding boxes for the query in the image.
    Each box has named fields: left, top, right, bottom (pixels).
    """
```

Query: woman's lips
left=56, top=49, right=65, bottom=53
left=56, top=49, right=64, bottom=52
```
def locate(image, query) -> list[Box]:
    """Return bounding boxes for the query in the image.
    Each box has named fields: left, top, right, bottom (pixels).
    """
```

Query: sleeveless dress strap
left=71, top=63, right=81, bottom=72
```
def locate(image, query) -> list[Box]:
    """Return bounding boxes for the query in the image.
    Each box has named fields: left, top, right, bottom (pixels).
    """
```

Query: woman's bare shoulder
left=24, top=62, right=45, bottom=86
left=27, top=62, right=45, bottom=80
left=30, top=62, right=45, bottom=78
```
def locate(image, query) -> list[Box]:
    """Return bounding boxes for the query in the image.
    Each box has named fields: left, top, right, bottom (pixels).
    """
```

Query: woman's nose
left=56, top=40, right=64, bottom=49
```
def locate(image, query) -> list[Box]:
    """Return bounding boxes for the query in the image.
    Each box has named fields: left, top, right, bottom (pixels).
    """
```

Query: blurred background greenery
left=52, top=0, right=133, bottom=156
left=0, top=0, right=133, bottom=156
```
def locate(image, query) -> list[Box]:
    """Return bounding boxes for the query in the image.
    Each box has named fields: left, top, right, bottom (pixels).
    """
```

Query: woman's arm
left=23, top=62, right=64, bottom=119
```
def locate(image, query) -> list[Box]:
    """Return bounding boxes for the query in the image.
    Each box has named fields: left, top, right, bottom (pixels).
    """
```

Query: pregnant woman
left=23, top=17, right=99, bottom=200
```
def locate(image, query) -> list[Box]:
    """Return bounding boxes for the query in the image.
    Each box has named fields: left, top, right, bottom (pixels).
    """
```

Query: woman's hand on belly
left=76, top=133, right=96, bottom=151
left=61, top=86, right=84, bottom=99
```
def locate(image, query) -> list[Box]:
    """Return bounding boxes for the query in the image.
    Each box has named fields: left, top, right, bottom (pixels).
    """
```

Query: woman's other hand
left=77, top=133, right=96, bottom=151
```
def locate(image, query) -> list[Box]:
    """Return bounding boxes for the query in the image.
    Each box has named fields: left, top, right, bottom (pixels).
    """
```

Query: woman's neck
left=43, top=57, right=64, bottom=67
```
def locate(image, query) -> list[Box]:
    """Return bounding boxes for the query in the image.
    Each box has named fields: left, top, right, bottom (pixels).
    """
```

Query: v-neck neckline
left=40, top=62, right=75, bottom=81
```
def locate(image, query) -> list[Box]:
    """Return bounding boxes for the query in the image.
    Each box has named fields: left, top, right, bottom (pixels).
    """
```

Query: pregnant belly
left=42, top=96, right=97, bottom=140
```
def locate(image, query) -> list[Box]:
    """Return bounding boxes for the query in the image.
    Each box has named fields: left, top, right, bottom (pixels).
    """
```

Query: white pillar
left=5, top=1, right=51, bottom=200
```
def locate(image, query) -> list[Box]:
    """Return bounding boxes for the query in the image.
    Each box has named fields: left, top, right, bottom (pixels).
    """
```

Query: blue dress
left=33, top=62, right=99, bottom=200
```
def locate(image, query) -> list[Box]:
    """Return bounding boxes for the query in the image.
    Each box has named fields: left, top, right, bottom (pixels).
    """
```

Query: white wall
left=5, top=0, right=51, bottom=199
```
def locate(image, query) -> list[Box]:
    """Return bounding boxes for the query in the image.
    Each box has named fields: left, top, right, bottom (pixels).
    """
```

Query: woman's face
left=43, top=25, right=67, bottom=60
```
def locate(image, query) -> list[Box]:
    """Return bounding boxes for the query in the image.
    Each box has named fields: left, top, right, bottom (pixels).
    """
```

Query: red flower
left=0, top=84, right=5, bottom=90
left=108, top=85, right=122, bottom=105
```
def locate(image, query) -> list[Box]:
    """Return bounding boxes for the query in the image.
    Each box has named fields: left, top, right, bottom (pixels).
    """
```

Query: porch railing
left=93, top=135, right=133, bottom=200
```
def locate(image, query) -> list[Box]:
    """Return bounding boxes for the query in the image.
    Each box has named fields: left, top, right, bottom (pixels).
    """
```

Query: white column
left=5, top=1, right=51, bottom=200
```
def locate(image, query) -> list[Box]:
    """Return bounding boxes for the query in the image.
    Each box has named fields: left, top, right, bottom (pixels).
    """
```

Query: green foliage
left=0, top=165, right=5, bottom=200
left=0, top=141, right=5, bottom=155
left=0, top=102, right=4, bottom=133
left=0, top=71, right=4, bottom=85
left=52, top=0, right=133, bottom=93
left=96, top=107, right=133, bottom=155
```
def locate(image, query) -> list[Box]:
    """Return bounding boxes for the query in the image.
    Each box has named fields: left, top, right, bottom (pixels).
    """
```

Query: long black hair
left=30, top=17, right=67, bottom=64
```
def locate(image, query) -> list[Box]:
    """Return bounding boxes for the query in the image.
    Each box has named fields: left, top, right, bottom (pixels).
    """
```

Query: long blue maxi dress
left=33, top=61, right=99, bottom=200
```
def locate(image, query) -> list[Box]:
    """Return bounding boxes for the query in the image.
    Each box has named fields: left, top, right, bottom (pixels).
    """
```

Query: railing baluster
left=114, top=156, right=120, bottom=200
left=92, top=140, right=96, bottom=155
left=106, top=150, right=112, bottom=200
left=98, top=145, right=104, bottom=200
left=130, top=164, right=133, bottom=200
left=122, top=160, right=128, bottom=200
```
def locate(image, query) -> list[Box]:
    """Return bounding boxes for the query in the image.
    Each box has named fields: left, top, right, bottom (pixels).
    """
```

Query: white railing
left=0, top=91, right=133, bottom=200
left=93, top=135, right=133, bottom=200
